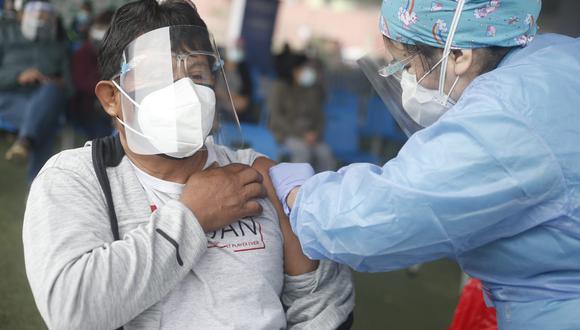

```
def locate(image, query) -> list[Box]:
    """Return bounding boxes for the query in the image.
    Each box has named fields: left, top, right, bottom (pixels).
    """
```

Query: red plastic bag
left=448, top=278, right=498, bottom=330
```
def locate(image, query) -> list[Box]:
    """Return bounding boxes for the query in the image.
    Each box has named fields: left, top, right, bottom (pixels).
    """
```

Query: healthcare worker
left=270, top=0, right=580, bottom=329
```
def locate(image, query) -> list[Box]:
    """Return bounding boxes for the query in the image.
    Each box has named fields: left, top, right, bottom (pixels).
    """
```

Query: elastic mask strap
left=417, top=55, right=447, bottom=85
left=111, top=80, right=140, bottom=109
left=413, top=55, right=460, bottom=105
left=438, top=0, right=465, bottom=95
left=443, top=76, right=460, bottom=105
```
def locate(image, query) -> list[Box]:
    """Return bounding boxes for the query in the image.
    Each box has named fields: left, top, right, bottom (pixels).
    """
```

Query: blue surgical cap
left=380, top=0, right=541, bottom=48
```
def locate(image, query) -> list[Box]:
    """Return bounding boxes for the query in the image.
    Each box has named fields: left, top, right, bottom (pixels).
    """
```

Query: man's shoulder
left=37, top=145, right=95, bottom=178
left=207, top=139, right=266, bottom=167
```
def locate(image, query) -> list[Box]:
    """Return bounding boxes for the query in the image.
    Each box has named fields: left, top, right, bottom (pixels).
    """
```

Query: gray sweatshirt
left=23, top=141, right=354, bottom=330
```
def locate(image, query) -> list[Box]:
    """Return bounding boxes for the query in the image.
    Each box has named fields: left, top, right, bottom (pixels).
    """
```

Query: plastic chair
left=361, top=96, right=407, bottom=143
left=0, top=118, right=18, bottom=134
left=217, top=123, right=281, bottom=161
left=324, top=90, right=379, bottom=165
left=239, top=123, right=281, bottom=160
left=248, top=69, right=274, bottom=128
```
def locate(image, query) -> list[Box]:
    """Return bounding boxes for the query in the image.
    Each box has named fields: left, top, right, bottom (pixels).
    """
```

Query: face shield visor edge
left=111, top=25, right=242, bottom=159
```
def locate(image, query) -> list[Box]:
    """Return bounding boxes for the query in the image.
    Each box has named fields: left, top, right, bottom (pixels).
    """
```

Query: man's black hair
left=98, top=0, right=208, bottom=80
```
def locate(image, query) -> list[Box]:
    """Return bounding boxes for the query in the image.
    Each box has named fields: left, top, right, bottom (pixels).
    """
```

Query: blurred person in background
left=69, top=9, right=114, bottom=140
left=70, top=0, right=92, bottom=43
left=0, top=0, right=70, bottom=182
left=1, top=0, right=17, bottom=19
left=268, top=52, right=335, bottom=172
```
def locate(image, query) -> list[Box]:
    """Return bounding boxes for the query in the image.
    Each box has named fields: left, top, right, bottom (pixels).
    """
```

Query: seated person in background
left=0, top=1, right=69, bottom=182
left=268, top=52, right=336, bottom=172
left=69, top=0, right=92, bottom=47
left=69, top=9, right=114, bottom=140
left=23, top=1, right=354, bottom=329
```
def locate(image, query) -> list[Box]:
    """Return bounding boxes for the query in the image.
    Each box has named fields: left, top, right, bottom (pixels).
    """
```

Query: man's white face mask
left=114, top=77, right=216, bottom=159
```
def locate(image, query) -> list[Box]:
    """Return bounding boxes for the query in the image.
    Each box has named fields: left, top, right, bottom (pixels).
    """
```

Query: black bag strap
left=91, top=134, right=125, bottom=330
left=91, top=134, right=124, bottom=240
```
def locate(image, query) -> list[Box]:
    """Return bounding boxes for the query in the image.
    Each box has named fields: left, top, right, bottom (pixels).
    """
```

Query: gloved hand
left=269, top=163, right=315, bottom=216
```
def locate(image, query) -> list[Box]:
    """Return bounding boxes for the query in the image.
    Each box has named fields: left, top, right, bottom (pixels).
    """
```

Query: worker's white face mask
left=400, top=69, right=458, bottom=127
left=113, top=78, right=216, bottom=159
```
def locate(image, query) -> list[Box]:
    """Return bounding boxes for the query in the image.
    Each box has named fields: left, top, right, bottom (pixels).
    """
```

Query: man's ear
left=452, top=49, right=473, bottom=77
left=95, top=80, right=121, bottom=118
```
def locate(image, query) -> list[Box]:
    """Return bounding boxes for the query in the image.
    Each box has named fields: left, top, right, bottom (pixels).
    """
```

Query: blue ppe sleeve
left=290, top=86, right=567, bottom=272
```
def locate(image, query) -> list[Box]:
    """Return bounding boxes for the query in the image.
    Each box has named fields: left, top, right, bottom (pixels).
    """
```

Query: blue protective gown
left=290, top=34, right=580, bottom=329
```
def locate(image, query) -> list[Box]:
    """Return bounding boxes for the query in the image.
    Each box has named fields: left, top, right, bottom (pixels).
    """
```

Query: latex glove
left=269, top=163, right=315, bottom=216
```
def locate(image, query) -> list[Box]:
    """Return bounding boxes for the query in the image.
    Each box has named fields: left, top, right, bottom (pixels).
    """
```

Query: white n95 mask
left=400, top=69, right=457, bottom=128
left=114, top=77, right=216, bottom=158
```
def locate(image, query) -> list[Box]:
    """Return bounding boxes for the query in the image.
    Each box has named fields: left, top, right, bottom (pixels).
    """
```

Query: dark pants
left=0, top=83, right=66, bottom=181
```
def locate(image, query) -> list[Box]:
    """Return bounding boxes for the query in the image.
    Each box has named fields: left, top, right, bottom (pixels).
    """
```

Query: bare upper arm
left=252, top=157, right=318, bottom=276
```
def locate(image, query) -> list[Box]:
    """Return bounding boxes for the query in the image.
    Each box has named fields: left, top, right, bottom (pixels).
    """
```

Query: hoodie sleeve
left=282, top=260, right=355, bottom=330
left=23, top=166, right=208, bottom=330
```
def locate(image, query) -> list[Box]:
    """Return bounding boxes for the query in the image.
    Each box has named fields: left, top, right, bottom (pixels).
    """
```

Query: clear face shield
left=112, top=25, right=242, bottom=159
left=358, top=49, right=423, bottom=137
left=358, top=0, right=465, bottom=137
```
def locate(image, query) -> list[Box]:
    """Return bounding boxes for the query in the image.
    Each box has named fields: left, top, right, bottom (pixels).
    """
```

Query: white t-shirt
left=130, top=144, right=217, bottom=212
left=130, top=141, right=286, bottom=329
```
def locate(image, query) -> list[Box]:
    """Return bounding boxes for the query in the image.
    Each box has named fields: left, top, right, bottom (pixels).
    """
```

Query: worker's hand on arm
left=180, top=163, right=267, bottom=232
left=253, top=158, right=318, bottom=275
left=269, top=162, right=315, bottom=216
left=18, top=68, right=47, bottom=85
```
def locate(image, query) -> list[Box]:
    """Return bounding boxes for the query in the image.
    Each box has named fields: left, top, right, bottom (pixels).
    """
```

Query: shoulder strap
left=91, top=134, right=124, bottom=240
left=91, top=134, right=125, bottom=330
